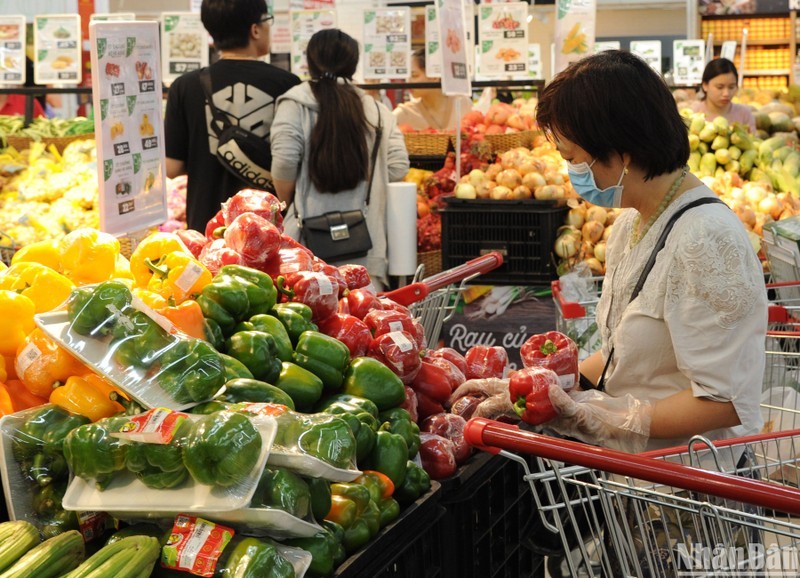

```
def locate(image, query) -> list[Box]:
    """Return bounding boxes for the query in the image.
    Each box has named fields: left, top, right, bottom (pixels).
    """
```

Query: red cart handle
left=381, top=251, right=504, bottom=307
left=464, top=418, right=800, bottom=516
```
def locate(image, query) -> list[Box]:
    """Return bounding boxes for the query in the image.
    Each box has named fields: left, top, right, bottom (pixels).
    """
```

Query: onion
left=758, top=195, right=782, bottom=220
left=534, top=184, right=559, bottom=200
left=605, top=209, right=620, bottom=226
left=468, top=169, right=487, bottom=187
left=475, top=181, right=494, bottom=199
left=512, top=185, right=532, bottom=199
left=585, top=205, right=608, bottom=225
left=602, top=225, right=614, bottom=241
left=565, top=207, right=585, bottom=229
left=490, top=185, right=514, bottom=200
left=496, top=169, right=522, bottom=189
left=582, top=220, right=604, bottom=244
left=455, top=183, right=477, bottom=199
left=485, top=163, right=502, bottom=181
left=554, top=233, right=580, bottom=259
left=594, top=241, right=607, bottom=263
left=522, top=171, right=546, bottom=190
left=581, top=240, right=595, bottom=257
left=744, top=185, right=768, bottom=205
left=584, top=257, right=605, bottom=275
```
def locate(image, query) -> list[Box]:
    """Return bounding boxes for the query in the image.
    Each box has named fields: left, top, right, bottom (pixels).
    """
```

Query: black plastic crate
left=409, top=155, right=448, bottom=172
left=441, top=198, right=568, bottom=286
left=334, top=481, right=444, bottom=578
left=437, top=453, right=544, bottom=578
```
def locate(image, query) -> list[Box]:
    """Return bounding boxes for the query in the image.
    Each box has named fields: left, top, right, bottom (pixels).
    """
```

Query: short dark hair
left=411, top=48, right=425, bottom=71
left=702, top=58, right=739, bottom=85
left=536, top=50, right=689, bottom=180
left=201, top=0, right=266, bottom=51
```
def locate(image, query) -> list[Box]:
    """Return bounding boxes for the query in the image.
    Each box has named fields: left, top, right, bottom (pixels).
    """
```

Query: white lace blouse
left=596, top=185, right=767, bottom=451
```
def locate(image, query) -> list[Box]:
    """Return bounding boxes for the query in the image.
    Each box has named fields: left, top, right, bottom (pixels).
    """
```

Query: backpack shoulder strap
left=199, top=68, right=230, bottom=137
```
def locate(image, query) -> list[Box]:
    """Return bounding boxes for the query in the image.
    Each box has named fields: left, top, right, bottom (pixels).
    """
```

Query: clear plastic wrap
left=35, top=281, right=226, bottom=410
left=420, top=413, right=471, bottom=464
left=61, top=409, right=277, bottom=514
left=519, top=331, right=579, bottom=391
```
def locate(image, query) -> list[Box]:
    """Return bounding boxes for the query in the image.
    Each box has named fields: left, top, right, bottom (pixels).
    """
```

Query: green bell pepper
left=182, top=411, right=262, bottom=487
left=393, top=460, right=431, bottom=506
left=197, top=265, right=278, bottom=336
left=189, top=400, right=231, bottom=415
left=270, top=302, right=318, bottom=345
left=364, top=430, right=408, bottom=487
left=203, top=317, right=225, bottom=351
left=297, top=416, right=357, bottom=470
left=306, top=476, right=332, bottom=522
left=274, top=361, right=324, bottom=412
left=217, top=377, right=295, bottom=409
left=316, top=394, right=380, bottom=418
left=124, top=419, right=192, bottom=489
left=342, top=357, right=406, bottom=411
left=378, top=408, right=420, bottom=459
left=352, top=471, right=398, bottom=528
left=320, top=520, right=347, bottom=566
left=284, top=529, right=339, bottom=578
left=292, top=331, right=349, bottom=392
left=66, top=280, right=132, bottom=336
left=217, top=536, right=295, bottom=578
left=220, top=353, right=254, bottom=380
left=110, top=310, right=173, bottom=369
left=31, top=478, right=67, bottom=518
left=378, top=497, right=400, bottom=528
left=253, top=466, right=311, bottom=518
left=63, top=416, right=129, bottom=490
left=225, top=330, right=282, bottom=384
left=40, top=507, right=80, bottom=540
left=249, top=314, right=294, bottom=362
left=329, top=482, right=381, bottom=554
left=323, top=405, right=378, bottom=462
left=158, top=338, right=226, bottom=403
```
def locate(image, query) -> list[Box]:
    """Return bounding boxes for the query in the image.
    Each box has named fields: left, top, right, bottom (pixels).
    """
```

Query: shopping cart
left=762, top=280, right=800, bottom=435
left=465, top=418, right=800, bottom=578
left=381, top=252, right=504, bottom=346
left=551, top=276, right=604, bottom=361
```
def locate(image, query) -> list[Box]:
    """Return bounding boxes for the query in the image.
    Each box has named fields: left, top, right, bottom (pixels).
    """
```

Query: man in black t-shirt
left=165, top=0, right=300, bottom=232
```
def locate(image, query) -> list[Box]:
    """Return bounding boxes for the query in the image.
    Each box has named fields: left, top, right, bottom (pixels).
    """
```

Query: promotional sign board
left=425, top=1, right=474, bottom=78
left=673, top=39, right=705, bottom=86
left=477, top=2, right=528, bottom=77
left=0, top=16, right=26, bottom=86
left=630, top=40, right=662, bottom=74
left=362, top=7, right=411, bottom=80
left=437, top=0, right=471, bottom=96
left=34, top=14, right=82, bottom=85
left=161, top=12, right=209, bottom=86
left=290, top=9, right=337, bottom=79
left=553, top=0, right=595, bottom=75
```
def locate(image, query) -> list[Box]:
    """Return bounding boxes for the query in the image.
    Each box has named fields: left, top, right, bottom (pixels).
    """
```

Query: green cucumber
left=0, top=521, right=41, bottom=573
left=0, top=530, right=84, bottom=578
left=63, top=535, right=160, bottom=578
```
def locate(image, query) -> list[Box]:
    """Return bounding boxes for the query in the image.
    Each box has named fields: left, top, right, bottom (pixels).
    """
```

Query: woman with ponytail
left=270, top=29, right=409, bottom=288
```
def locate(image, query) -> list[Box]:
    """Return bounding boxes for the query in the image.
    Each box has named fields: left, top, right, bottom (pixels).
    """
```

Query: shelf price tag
left=160, top=12, right=209, bottom=86
left=437, top=0, right=472, bottom=96
left=90, top=20, right=168, bottom=236
left=478, top=2, right=528, bottom=78
left=362, top=7, right=411, bottom=80
left=33, top=14, right=81, bottom=85
left=289, top=10, right=337, bottom=80
left=425, top=0, right=474, bottom=79
left=0, top=16, right=26, bottom=86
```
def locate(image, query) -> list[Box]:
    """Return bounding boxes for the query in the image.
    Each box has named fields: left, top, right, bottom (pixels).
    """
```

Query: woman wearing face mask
left=691, top=58, right=756, bottom=133
left=521, top=50, right=767, bottom=454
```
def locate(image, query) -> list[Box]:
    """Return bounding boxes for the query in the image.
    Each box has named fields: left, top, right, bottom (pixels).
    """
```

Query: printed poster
left=290, top=10, right=337, bottom=79
left=478, top=2, right=528, bottom=77
left=91, top=13, right=136, bottom=22
left=362, top=7, right=411, bottom=80
left=425, top=1, right=474, bottom=78
left=554, top=0, right=595, bottom=75
left=271, top=12, right=292, bottom=54
left=90, top=21, right=168, bottom=236
left=34, top=15, right=82, bottom=85
left=161, top=13, right=209, bottom=86
left=673, top=39, right=705, bottom=86
left=631, top=40, right=662, bottom=74
left=0, top=16, right=26, bottom=86
left=437, top=0, right=471, bottom=96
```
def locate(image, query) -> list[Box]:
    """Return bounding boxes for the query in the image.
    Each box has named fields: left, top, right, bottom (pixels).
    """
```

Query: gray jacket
left=270, top=81, right=410, bottom=286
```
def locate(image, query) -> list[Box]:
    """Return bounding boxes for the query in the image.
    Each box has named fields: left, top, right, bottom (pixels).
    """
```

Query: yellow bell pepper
left=15, top=328, right=89, bottom=398
left=0, top=262, right=6, bottom=274
left=0, top=262, right=75, bottom=313
left=129, top=232, right=191, bottom=288
left=10, top=238, right=62, bottom=272
left=58, top=228, right=120, bottom=286
left=146, top=251, right=212, bottom=304
left=50, top=374, right=126, bottom=422
left=131, top=287, right=168, bottom=309
left=114, top=253, right=134, bottom=281
left=0, top=290, right=35, bottom=357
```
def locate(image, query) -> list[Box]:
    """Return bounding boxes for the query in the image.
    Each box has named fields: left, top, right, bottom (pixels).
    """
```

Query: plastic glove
left=544, top=386, right=654, bottom=454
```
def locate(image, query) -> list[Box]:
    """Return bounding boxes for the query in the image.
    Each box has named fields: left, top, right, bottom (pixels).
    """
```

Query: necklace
left=630, top=166, right=688, bottom=247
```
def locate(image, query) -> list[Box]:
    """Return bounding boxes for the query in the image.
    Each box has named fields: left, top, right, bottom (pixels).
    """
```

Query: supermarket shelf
left=742, top=70, right=790, bottom=76
left=714, top=39, right=792, bottom=46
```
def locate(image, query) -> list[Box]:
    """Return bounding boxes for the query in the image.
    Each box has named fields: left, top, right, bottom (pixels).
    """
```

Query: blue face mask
left=566, top=159, right=626, bottom=208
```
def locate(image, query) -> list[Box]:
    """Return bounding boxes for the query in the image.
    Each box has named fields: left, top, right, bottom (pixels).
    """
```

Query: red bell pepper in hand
left=520, top=331, right=579, bottom=391
left=368, top=330, right=421, bottom=384
left=421, top=413, right=471, bottom=464
left=175, top=229, right=208, bottom=258
left=508, top=367, right=560, bottom=425
left=347, top=289, right=383, bottom=320
left=464, top=345, right=508, bottom=379
left=279, top=271, right=340, bottom=322
left=317, top=313, right=372, bottom=358
left=338, top=264, right=372, bottom=290
left=198, top=238, right=244, bottom=275
left=418, top=432, right=457, bottom=479
left=425, top=347, right=467, bottom=377
left=412, top=359, right=461, bottom=403
left=204, top=209, right=226, bottom=240
left=222, top=189, right=284, bottom=230
left=223, top=213, right=282, bottom=268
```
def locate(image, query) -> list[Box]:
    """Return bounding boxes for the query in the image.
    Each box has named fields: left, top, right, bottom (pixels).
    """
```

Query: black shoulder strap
left=364, top=100, right=383, bottom=207
left=595, top=196, right=727, bottom=392
left=199, top=68, right=231, bottom=138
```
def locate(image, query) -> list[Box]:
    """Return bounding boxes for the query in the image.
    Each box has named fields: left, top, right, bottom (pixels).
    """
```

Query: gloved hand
left=544, top=386, right=654, bottom=454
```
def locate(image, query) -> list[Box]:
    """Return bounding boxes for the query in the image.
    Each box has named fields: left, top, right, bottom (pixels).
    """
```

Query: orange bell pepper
left=131, top=287, right=168, bottom=309
left=49, top=374, right=125, bottom=422
left=129, top=232, right=190, bottom=288
left=3, top=355, right=17, bottom=381
left=0, top=384, right=14, bottom=416
left=0, top=262, right=75, bottom=313
left=15, top=328, right=89, bottom=398
left=4, top=379, right=47, bottom=412
left=10, top=238, right=62, bottom=272
left=58, top=228, right=120, bottom=285
left=0, top=290, right=36, bottom=357
left=130, top=288, right=206, bottom=339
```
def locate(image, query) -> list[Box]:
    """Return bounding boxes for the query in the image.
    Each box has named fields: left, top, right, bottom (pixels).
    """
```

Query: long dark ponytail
left=306, top=29, right=369, bottom=193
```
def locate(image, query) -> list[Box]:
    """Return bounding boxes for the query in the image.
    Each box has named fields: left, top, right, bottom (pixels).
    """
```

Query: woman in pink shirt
left=691, top=58, right=756, bottom=133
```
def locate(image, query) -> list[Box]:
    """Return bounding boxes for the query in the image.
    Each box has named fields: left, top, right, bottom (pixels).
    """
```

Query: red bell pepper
left=520, top=331, right=579, bottom=391
left=508, top=367, right=560, bottom=425
left=368, top=330, right=421, bottom=385
left=223, top=213, right=282, bottom=268
left=222, top=189, right=284, bottom=230
left=420, top=413, right=471, bottom=464
left=464, top=345, right=508, bottom=380
left=317, top=313, right=372, bottom=358
left=347, top=289, right=383, bottom=320
left=401, top=386, right=418, bottom=423
left=204, top=209, right=226, bottom=240
left=198, top=238, right=244, bottom=275
left=425, top=347, right=467, bottom=377
left=415, top=391, right=444, bottom=421
left=364, top=309, right=424, bottom=348
left=377, top=298, right=412, bottom=317
left=175, top=228, right=208, bottom=258
left=418, top=432, right=457, bottom=479
left=278, top=271, right=340, bottom=322
left=312, top=260, right=348, bottom=297
left=338, top=264, right=372, bottom=290
left=412, top=359, right=460, bottom=403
